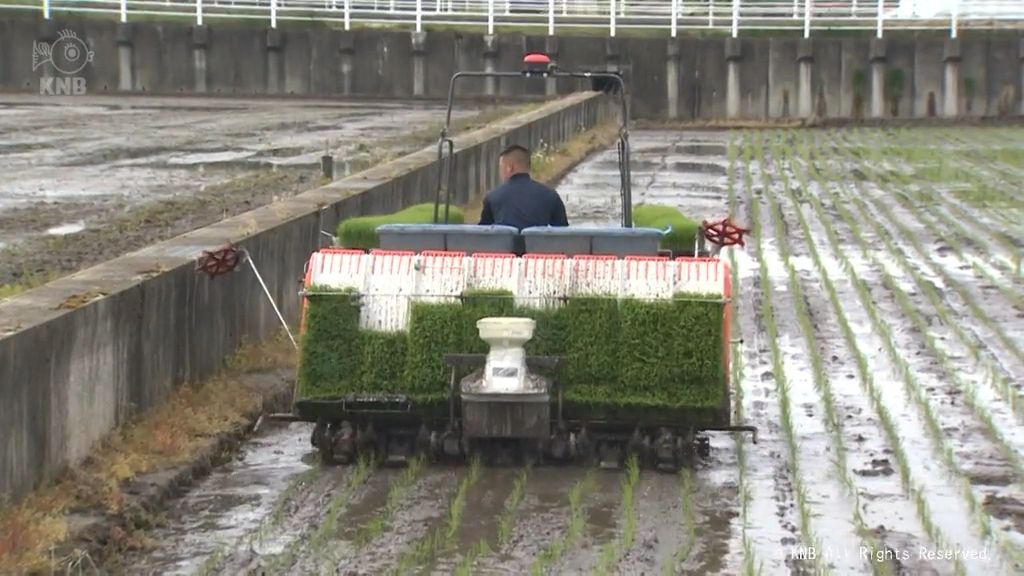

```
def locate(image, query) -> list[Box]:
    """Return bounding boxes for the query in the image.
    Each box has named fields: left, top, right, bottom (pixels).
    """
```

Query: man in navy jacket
left=478, top=145, right=569, bottom=230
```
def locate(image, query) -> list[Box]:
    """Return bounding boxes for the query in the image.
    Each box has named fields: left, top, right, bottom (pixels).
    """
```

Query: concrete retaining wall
left=0, top=91, right=610, bottom=502
left=1, top=13, right=1021, bottom=119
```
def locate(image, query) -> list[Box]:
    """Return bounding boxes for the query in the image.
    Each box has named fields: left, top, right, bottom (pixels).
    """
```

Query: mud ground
left=0, top=94, right=486, bottom=289
left=104, top=128, right=1024, bottom=575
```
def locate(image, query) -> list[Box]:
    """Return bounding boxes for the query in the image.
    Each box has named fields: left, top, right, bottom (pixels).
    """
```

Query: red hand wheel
left=196, top=245, right=242, bottom=277
left=702, top=218, right=749, bottom=247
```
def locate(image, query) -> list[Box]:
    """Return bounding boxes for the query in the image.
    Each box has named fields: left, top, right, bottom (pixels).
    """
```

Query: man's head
left=499, top=144, right=531, bottom=181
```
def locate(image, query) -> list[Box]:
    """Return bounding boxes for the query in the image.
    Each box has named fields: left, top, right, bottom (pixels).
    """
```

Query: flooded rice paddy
left=123, top=128, right=1023, bottom=575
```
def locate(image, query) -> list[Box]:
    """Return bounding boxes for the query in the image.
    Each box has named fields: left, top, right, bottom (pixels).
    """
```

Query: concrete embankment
left=0, top=90, right=610, bottom=503
left=1, top=13, right=1021, bottom=120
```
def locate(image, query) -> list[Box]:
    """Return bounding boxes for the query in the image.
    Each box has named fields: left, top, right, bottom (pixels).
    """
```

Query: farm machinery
left=292, top=54, right=755, bottom=471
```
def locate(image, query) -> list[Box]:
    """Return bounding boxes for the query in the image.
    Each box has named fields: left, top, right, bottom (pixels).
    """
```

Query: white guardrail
left=2, top=0, right=1021, bottom=37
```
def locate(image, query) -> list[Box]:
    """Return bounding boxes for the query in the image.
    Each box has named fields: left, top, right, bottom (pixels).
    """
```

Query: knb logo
left=32, top=29, right=94, bottom=95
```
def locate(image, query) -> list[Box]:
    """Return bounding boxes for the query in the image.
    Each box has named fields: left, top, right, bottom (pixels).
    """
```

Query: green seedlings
left=387, top=457, right=482, bottom=575
left=529, top=470, right=596, bottom=576
left=803, top=132, right=1024, bottom=567
left=766, top=130, right=964, bottom=574
left=662, top=468, right=697, bottom=576
left=593, top=455, right=640, bottom=576
left=453, top=466, right=529, bottom=576
left=264, top=455, right=373, bottom=574
left=746, top=131, right=828, bottom=576
left=356, top=456, right=426, bottom=549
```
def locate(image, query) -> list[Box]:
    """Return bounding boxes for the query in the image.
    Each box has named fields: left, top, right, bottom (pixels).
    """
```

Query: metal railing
left=3, top=0, right=1022, bottom=37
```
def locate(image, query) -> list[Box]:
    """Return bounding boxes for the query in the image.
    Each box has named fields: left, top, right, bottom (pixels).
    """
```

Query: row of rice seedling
left=801, top=131, right=1024, bottom=567
left=662, top=468, right=697, bottom=576
left=805, top=132, right=1024, bottom=461
left=915, top=129, right=1024, bottom=243
left=264, top=456, right=373, bottom=574
left=353, top=456, right=427, bottom=550
left=869, top=130, right=1023, bottom=299
left=529, top=470, right=596, bottom=576
left=838, top=129, right=1024, bottom=367
left=755, top=131, right=960, bottom=572
left=386, top=457, right=482, bottom=575
left=724, top=133, right=759, bottom=576
left=743, top=131, right=828, bottom=575
left=812, top=132, right=1023, bottom=425
left=760, top=132, right=891, bottom=574
left=792, top=130, right=1017, bottom=535
left=453, top=467, right=529, bottom=576
left=592, top=456, right=640, bottom=576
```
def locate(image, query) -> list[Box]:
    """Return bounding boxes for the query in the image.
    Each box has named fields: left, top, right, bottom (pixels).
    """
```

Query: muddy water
left=557, top=132, right=730, bottom=226
left=0, top=95, right=479, bottom=248
left=122, top=421, right=315, bottom=575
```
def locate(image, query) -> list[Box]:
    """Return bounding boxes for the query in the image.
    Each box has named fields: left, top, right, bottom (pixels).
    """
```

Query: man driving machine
left=478, top=144, right=569, bottom=230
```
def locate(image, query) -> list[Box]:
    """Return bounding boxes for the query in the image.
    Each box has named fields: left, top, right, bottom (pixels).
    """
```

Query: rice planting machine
left=292, top=54, right=755, bottom=470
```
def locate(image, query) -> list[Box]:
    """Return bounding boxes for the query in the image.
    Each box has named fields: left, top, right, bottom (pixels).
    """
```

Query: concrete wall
left=0, top=91, right=610, bottom=502
left=1, top=13, right=1021, bottom=119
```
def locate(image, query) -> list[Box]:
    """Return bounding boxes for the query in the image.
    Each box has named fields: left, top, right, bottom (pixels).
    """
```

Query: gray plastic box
left=520, top=226, right=593, bottom=256
left=590, top=227, right=663, bottom=257
left=376, top=224, right=446, bottom=252
left=444, top=225, right=519, bottom=254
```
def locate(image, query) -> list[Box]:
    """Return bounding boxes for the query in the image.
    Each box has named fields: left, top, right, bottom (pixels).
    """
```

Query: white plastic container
left=477, top=317, right=535, bottom=394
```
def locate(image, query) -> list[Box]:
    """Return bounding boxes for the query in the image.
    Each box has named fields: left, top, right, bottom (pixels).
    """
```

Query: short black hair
left=499, top=144, right=531, bottom=170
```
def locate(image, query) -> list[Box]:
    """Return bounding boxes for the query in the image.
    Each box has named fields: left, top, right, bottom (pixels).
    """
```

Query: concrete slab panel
left=913, top=38, right=944, bottom=118
left=960, top=38, right=989, bottom=117
left=813, top=39, right=843, bottom=119
left=741, top=38, right=769, bottom=119
left=840, top=38, right=870, bottom=119
left=769, top=38, right=797, bottom=119
left=986, top=38, right=1019, bottom=117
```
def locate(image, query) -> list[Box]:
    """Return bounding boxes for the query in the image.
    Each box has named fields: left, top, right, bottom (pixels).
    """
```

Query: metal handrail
left=6, top=0, right=1022, bottom=38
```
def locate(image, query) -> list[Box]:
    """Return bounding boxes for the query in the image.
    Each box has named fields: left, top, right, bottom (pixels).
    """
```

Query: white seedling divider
left=303, top=249, right=729, bottom=332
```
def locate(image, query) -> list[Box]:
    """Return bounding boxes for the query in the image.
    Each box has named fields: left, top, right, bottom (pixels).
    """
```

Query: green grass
left=337, top=203, right=465, bottom=250
left=632, top=204, right=700, bottom=255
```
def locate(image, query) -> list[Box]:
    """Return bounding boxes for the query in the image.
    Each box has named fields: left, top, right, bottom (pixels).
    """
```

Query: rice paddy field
left=124, top=127, right=1024, bottom=576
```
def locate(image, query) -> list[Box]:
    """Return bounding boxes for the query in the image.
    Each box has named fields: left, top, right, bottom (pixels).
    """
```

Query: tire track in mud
left=758, top=133, right=886, bottom=574
left=718, top=133, right=808, bottom=575
left=769, top=129, right=1000, bottom=575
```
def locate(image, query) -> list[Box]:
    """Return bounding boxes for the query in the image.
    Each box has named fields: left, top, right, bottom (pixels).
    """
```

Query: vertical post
left=120, top=0, right=127, bottom=22
left=197, top=0, right=203, bottom=26
left=792, top=0, right=797, bottom=18
left=851, top=0, right=856, bottom=15
left=548, top=0, right=554, bottom=35
left=670, top=0, right=677, bottom=38
left=610, top=0, right=616, bottom=37
left=192, top=25, right=209, bottom=93
left=487, top=0, right=494, bottom=34
left=950, top=0, right=958, bottom=39
left=708, top=0, right=713, bottom=28
left=43, top=0, right=49, bottom=20
left=562, top=0, right=566, bottom=17
left=416, top=0, right=422, bottom=32
left=271, top=0, right=277, bottom=29
left=803, top=0, right=811, bottom=38
left=943, top=39, right=961, bottom=117
left=667, top=39, right=681, bottom=119
left=505, top=0, right=509, bottom=16
left=725, top=37, right=742, bottom=119
left=731, top=0, right=738, bottom=38
left=344, top=0, right=350, bottom=30
left=876, top=0, right=883, bottom=38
